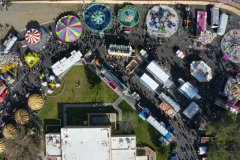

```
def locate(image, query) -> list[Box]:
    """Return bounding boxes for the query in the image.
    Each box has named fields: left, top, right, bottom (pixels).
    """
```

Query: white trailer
left=217, top=13, right=229, bottom=35
left=210, top=7, right=219, bottom=28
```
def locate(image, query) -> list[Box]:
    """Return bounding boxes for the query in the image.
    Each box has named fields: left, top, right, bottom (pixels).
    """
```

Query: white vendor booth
left=146, top=61, right=173, bottom=88
left=52, top=50, right=82, bottom=76
left=108, top=44, right=132, bottom=57
left=190, top=61, right=212, bottom=82
left=139, top=73, right=159, bottom=91
left=183, top=102, right=200, bottom=119
left=178, top=81, right=201, bottom=99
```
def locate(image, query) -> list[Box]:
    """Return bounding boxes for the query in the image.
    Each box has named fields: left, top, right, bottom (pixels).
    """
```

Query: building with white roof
left=45, top=133, right=61, bottom=157
left=46, top=126, right=147, bottom=160
left=111, top=135, right=136, bottom=160
left=61, top=126, right=111, bottom=160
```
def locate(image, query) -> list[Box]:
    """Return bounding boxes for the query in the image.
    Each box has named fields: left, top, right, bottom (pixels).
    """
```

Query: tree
left=119, top=112, right=138, bottom=133
left=206, top=112, right=240, bottom=160
left=4, top=125, right=42, bottom=160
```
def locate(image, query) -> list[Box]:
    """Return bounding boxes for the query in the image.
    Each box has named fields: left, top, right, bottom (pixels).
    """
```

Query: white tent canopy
left=52, top=50, right=82, bottom=76
left=146, top=61, right=169, bottom=83
left=183, top=102, right=200, bottom=119
left=147, top=116, right=168, bottom=136
left=140, top=73, right=159, bottom=91
left=178, top=82, right=201, bottom=99
left=190, top=61, right=212, bottom=82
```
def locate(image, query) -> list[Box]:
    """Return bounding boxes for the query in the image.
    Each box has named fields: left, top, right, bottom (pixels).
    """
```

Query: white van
left=217, top=13, right=229, bottom=35
left=210, top=7, right=219, bottom=28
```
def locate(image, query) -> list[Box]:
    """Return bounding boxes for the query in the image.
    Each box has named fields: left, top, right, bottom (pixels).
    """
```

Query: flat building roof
left=111, top=135, right=136, bottom=160
left=61, top=127, right=111, bottom=160
left=45, top=133, right=61, bottom=157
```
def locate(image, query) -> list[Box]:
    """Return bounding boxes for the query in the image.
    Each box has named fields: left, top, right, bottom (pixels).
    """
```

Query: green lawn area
left=118, top=100, right=170, bottom=160
left=37, top=66, right=119, bottom=127
left=66, top=107, right=118, bottom=125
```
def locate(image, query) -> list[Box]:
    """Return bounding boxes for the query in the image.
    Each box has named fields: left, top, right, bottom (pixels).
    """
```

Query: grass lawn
left=118, top=100, right=170, bottom=160
left=66, top=107, right=118, bottom=125
left=37, top=65, right=119, bottom=128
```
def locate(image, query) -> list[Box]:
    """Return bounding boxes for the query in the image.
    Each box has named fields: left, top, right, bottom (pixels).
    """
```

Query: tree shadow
left=147, top=123, right=170, bottom=158
left=84, top=66, right=102, bottom=90
left=26, top=20, right=40, bottom=30
left=54, top=11, right=79, bottom=25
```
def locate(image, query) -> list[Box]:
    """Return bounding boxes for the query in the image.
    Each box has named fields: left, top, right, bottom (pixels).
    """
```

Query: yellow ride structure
left=0, top=52, right=20, bottom=77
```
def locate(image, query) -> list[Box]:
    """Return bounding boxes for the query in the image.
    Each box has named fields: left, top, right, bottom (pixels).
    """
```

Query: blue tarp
left=165, top=132, right=172, bottom=139
left=84, top=4, right=112, bottom=31
left=139, top=110, right=150, bottom=120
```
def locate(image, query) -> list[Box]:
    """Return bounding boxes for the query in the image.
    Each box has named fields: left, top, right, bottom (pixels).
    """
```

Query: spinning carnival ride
left=146, top=5, right=179, bottom=37
left=83, top=3, right=112, bottom=32
left=118, top=5, right=140, bottom=28
left=3, top=124, right=17, bottom=139
left=28, top=94, right=43, bottom=110
left=55, top=15, right=82, bottom=42
left=221, top=29, right=240, bottom=63
left=14, top=109, right=29, bottom=125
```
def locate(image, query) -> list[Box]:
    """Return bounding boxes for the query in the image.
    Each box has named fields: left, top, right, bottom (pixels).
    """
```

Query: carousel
left=55, top=15, right=82, bottom=42
left=83, top=3, right=112, bottom=33
left=14, top=109, right=29, bottom=125
left=25, top=27, right=49, bottom=51
left=118, top=5, right=140, bottom=29
left=146, top=5, right=179, bottom=37
left=221, top=29, right=240, bottom=63
left=3, top=124, right=17, bottom=139
left=28, top=94, right=43, bottom=110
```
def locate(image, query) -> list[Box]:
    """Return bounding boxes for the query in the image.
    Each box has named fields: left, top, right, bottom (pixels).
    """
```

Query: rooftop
left=111, top=135, right=136, bottom=160
left=61, top=126, right=111, bottom=160
left=45, top=133, right=61, bottom=157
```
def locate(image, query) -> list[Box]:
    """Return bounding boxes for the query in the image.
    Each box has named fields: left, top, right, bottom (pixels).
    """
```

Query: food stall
left=108, top=44, right=133, bottom=57
left=175, top=50, right=185, bottom=59
left=140, top=49, right=149, bottom=58
left=158, top=92, right=181, bottom=118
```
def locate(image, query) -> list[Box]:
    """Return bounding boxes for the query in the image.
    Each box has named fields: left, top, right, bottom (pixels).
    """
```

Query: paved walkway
left=30, top=114, right=46, bottom=160
left=11, top=1, right=240, bottom=15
